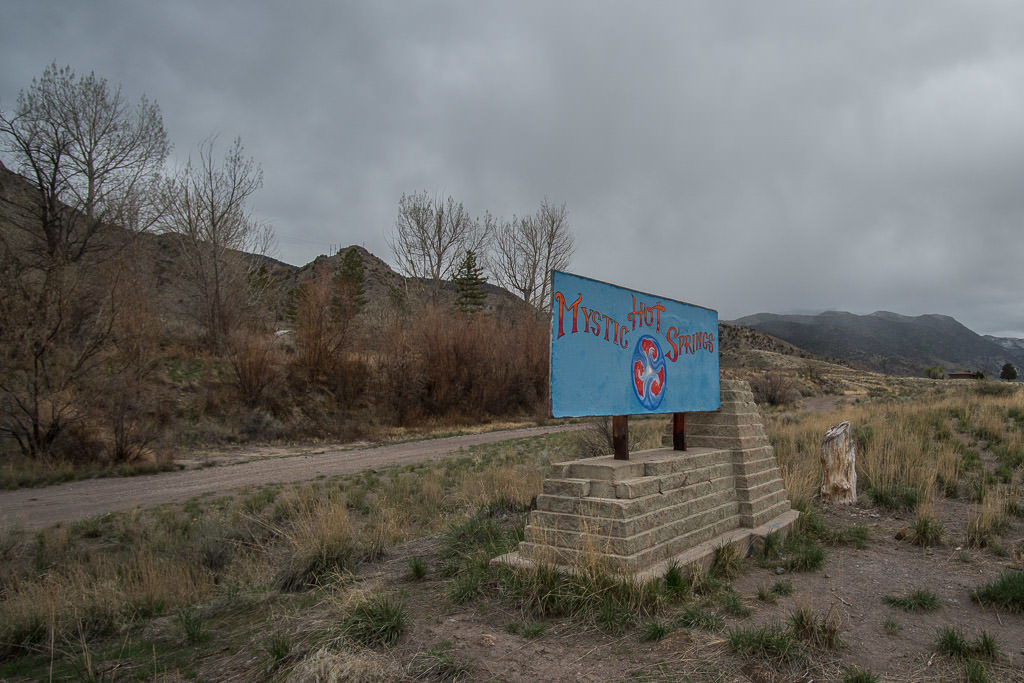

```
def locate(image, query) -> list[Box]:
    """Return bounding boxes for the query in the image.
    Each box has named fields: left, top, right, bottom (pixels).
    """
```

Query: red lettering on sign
left=554, top=291, right=582, bottom=338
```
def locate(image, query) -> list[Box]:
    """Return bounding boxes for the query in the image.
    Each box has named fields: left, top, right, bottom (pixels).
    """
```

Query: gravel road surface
left=0, top=424, right=585, bottom=530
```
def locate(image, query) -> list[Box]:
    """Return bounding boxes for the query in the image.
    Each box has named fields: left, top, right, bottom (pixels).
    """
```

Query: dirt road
left=0, top=424, right=585, bottom=530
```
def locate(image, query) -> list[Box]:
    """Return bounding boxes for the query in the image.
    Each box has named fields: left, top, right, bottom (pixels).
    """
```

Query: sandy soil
left=0, top=423, right=585, bottom=531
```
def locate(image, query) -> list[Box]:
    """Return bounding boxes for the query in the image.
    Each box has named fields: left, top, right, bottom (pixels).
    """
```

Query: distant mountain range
left=731, top=311, right=1024, bottom=378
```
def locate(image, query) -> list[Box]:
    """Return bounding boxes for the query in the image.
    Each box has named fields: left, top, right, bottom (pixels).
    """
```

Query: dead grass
left=3, top=381, right=1024, bottom=679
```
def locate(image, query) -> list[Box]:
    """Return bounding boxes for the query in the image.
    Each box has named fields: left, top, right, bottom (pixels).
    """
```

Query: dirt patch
left=343, top=503, right=1023, bottom=681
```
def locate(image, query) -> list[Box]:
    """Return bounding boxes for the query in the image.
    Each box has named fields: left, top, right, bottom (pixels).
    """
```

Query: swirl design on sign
left=632, top=335, right=666, bottom=410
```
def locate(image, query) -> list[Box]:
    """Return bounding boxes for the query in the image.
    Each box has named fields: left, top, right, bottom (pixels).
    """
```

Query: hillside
left=732, top=310, right=1024, bottom=378
left=0, top=157, right=523, bottom=330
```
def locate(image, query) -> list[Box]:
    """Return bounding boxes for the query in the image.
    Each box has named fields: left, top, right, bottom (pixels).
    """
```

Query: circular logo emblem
left=632, top=335, right=666, bottom=410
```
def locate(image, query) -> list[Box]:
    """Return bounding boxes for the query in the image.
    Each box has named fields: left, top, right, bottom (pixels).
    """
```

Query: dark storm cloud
left=3, top=1, right=1024, bottom=335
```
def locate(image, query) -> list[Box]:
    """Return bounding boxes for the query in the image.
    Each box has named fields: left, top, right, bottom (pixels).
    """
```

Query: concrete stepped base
left=496, top=508, right=800, bottom=581
left=493, top=379, right=799, bottom=577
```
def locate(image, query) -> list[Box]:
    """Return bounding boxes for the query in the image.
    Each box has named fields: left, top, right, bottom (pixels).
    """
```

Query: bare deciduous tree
left=0, top=63, right=168, bottom=266
left=0, top=64, right=168, bottom=459
left=388, top=191, right=489, bottom=300
left=159, top=136, right=272, bottom=352
left=490, top=199, right=573, bottom=311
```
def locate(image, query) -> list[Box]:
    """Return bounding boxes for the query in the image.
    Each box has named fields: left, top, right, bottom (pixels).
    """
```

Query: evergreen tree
left=454, top=250, right=487, bottom=314
left=333, top=247, right=367, bottom=318
left=1000, top=362, right=1018, bottom=381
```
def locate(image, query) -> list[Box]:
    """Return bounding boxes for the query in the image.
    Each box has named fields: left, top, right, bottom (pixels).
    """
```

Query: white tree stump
left=821, top=421, right=857, bottom=504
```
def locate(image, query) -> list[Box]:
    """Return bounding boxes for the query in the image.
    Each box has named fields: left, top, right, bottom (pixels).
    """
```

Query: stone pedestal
left=494, top=380, right=798, bottom=579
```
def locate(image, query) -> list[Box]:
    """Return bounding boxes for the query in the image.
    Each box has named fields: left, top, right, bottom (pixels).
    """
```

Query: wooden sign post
left=550, top=272, right=718, bottom=460
left=673, top=412, right=687, bottom=451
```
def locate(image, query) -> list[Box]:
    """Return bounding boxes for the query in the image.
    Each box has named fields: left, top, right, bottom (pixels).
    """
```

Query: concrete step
left=736, top=477, right=786, bottom=502
left=687, top=434, right=770, bottom=450
left=527, top=485, right=741, bottom=538
left=734, top=467, right=784, bottom=491
left=745, top=500, right=793, bottom=528
left=737, top=487, right=788, bottom=518
left=535, top=470, right=736, bottom=518
left=687, top=423, right=768, bottom=440
left=524, top=498, right=740, bottom=557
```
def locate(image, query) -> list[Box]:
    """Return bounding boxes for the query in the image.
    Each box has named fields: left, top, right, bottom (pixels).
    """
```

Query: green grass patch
left=971, top=570, right=1024, bottom=612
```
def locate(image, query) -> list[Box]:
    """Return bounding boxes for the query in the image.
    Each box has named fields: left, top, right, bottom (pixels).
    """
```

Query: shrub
left=226, top=330, right=280, bottom=406
left=272, top=498, right=359, bottom=591
left=750, top=372, right=800, bottom=407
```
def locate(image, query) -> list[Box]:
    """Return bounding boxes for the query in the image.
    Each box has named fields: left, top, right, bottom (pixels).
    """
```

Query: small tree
left=489, top=199, right=573, bottom=311
left=159, top=136, right=271, bottom=352
left=923, top=366, right=945, bottom=380
left=1000, top=363, right=1018, bottom=381
left=334, top=247, right=367, bottom=318
left=454, top=249, right=487, bottom=314
left=388, top=191, right=489, bottom=300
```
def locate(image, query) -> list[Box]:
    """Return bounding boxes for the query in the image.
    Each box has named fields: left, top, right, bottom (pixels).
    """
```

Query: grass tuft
left=727, top=623, right=798, bottom=661
left=640, top=620, right=673, bottom=642
left=342, top=595, right=408, bottom=647
left=678, top=605, right=723, bottom=631
left=971, top=569, right=1024, bottom=612
left=407, top=556, right=427, bottom=581
left=882, top=588, right=940, bottom=612
left=842, top=668, right=879, bottom=683
left=409, top=641, right=473, bottom=681
left=935, top=626, right=1000, bottom=662
left=784, top=538, right=825, bottom=572
left=788, top=603, right=842, bottom=649
left=709, top=542, right=741, bottom=580
left=910, top=513, right=943, bottom=547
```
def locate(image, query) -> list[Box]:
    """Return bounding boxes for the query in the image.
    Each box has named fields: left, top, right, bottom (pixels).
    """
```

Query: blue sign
left=550, top=271, right=720, bottom=418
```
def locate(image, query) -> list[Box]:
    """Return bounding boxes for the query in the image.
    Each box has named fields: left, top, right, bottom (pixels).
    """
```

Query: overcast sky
left=4, top=2, right=1024, bottom=336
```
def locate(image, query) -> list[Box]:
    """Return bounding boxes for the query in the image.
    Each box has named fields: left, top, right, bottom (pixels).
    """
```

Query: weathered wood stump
left=821, top=421, right=857, bottom=504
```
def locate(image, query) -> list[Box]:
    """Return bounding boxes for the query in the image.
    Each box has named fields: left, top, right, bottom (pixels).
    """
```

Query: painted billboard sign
left=550, top=271, right=720, bottom=418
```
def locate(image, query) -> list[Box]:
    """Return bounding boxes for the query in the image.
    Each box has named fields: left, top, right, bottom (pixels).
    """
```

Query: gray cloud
left=3, top=1, right=1024, bottom=335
